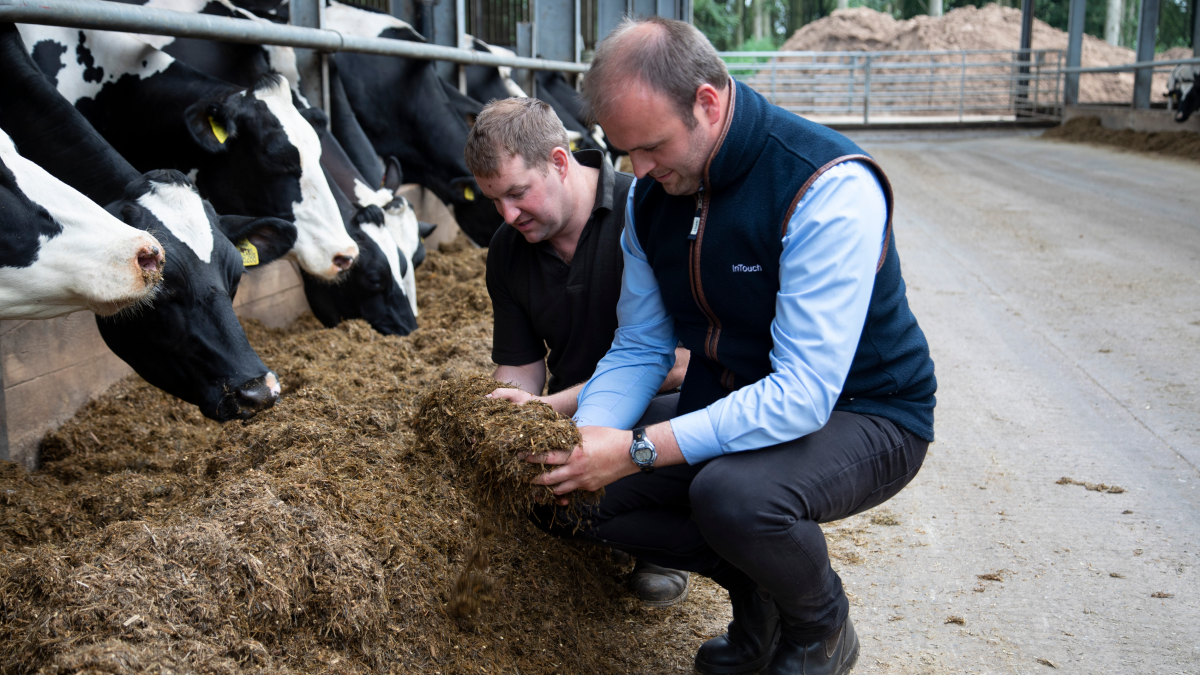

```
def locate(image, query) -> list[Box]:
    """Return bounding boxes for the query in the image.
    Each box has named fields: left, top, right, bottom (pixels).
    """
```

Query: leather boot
left=628, top=559, right=690, bottom=607
left=760, top=617, right=859, bottom=675
left=694, top=587, right=781, bottom=674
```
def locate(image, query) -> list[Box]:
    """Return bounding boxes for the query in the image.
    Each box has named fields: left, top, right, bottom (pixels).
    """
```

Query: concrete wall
left=1064, top=105, right=1200, bottom=133
left=0, top=259, right=308, bottom=469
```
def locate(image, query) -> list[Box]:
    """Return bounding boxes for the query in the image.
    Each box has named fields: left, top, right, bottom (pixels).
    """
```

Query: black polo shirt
left=486, top=150, right=634, bottom=394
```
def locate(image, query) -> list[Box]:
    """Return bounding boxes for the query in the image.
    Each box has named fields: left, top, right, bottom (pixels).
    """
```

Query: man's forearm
left=493, top=362, right=546, bottom=394
left=542, top=382, right=585, bottom=417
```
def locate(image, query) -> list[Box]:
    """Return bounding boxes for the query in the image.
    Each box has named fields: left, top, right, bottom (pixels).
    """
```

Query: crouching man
left=524, top=18, right=938, bottom=675
left=464, top=97, right=692, bottom=606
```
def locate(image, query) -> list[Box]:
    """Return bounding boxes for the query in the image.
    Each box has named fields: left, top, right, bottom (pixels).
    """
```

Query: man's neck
left=546, top=157, right=600, bottom=264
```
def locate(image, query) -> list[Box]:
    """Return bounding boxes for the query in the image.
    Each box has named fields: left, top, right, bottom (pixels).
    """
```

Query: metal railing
left=721, top=49, right=1065, bottom=124
left=0, top=0, right=588, bottom=72
left=1059, top=56, right=1200, bottom=112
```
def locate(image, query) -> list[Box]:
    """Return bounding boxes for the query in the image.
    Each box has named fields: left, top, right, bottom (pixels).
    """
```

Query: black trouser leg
left=534, top=402, right=927, bottom=644
left=688, top=412, right=927, bottom=642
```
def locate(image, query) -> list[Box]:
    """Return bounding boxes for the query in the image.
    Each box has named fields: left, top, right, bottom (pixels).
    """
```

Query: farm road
left=815, top=131, right=1200, bottom=674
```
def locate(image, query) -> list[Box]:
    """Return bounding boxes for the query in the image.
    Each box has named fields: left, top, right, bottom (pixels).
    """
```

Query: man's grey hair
left=464, top=98, right=570, bottom=178
left=582, top=16, right=728, bottom=129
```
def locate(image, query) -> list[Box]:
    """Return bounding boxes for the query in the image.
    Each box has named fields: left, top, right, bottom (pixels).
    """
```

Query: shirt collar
left=574, top=149, right=615, bottom=214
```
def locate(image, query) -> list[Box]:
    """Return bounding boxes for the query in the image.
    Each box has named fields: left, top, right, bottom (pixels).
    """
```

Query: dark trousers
left=532, top=393, right=928, bottom=643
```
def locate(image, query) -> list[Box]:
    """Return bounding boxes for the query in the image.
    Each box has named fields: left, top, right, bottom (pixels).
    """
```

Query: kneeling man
left=465, top=97, right=691, bottom=606
left=525, top=18, right=938, bottom=675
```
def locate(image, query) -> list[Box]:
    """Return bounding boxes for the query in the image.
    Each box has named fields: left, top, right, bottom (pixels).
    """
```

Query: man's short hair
left=464, top=98, right=571, bottom=178
left=582, top=16, right=728, bottom=129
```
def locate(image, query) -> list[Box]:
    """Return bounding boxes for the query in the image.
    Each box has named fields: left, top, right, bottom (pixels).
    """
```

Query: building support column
left=1105, top=0, right=1123, bottom=44
left=1065, top=0, right=1086, bottom=104
left=1133, top=0, right=1160, bottom=108
left=291, top=0, right=329, bottom=117
left=1017, top=0, right=1035, bottom=108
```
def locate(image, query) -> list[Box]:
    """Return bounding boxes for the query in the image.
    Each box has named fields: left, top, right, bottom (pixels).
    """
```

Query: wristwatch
left=629, top=426, right=657, bottom=474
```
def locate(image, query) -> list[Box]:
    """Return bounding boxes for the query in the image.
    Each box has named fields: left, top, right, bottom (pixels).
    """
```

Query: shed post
left=455, top=0, right=466, bottom=94
left=1065, top=0, right=1086, bottom=105
left=536, top=0, right=576, bottom=62
left=515, top=21, right=535, bottom=96
left=1133, top=0, right=1160, bottom=108
left=1017, top=0, right=1034, bottom=108
left=291, top=0, right=329, bottom=118
left=1193, top=0, right=1199, bottom=57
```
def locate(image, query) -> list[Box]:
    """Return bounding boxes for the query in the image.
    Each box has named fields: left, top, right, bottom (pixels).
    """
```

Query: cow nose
left=333, top=254, right=355, bottom=271
left=235, top=378, right=279, bottom=415
left=138, top=245, right=164, bottom=273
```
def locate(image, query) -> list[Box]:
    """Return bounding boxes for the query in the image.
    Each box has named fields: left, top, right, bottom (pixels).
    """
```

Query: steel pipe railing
left=0, top=0, right=589, bottom=72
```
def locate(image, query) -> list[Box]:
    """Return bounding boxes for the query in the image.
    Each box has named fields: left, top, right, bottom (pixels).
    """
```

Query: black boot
left=629, top=559, right=690, bottom=607
left=761, top=616, right=859, bottom=675
left=694, top=587, right=781, bottom=675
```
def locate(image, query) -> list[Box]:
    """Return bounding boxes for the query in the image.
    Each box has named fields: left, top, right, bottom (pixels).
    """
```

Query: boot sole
left=837, top=638, right=860, bottom=675
left=693, top=630, right=780, bottom=675
left=640, top=575, right=691, bottom=608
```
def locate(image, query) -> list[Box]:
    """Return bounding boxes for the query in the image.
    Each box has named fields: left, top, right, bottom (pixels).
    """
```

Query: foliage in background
left=694, top=0, right=1195, bottom=53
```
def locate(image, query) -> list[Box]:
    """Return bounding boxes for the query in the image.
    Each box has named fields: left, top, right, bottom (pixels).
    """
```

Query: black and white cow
left=0, top=128, right=164, bottom=319
left=0, top=22, right=296, bottom=420
left=321, top=0, right=503, bottom=246
left=17, top=23, right=358, bottom=280
left=303, top=112, right=426, bottom=335
left=1167, top=64, right=1199, bottom=123
left=535, top=69, right=613, bottom=154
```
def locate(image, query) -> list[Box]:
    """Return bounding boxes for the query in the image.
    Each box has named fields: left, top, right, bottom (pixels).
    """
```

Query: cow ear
left=217, top=215, right=298, bottom=267
left=418, top=220, right=437, bottom=239
left=185, top=100, right=236, bottom=154
left=383, top=156, right=404, bottom=192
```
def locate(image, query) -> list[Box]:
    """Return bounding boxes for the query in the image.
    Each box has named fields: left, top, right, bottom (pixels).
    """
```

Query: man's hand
left=527, top=426, right=638, bottom=505
left=487, top=387, right=539, bottom=406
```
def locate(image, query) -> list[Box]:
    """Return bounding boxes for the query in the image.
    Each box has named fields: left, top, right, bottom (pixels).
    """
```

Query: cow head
left=0, top=130, right=164, bottom=320
left=304, top=203, right=417, bottom=336
left=184, top=73, right=357, bottom=280
left=99, top=169, right=297, bottom=421
left=1166, top=65, right=1198, bottom=123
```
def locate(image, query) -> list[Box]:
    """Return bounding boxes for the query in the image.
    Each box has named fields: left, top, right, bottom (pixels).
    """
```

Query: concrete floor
left=827, top=131, right=1200, bottom=674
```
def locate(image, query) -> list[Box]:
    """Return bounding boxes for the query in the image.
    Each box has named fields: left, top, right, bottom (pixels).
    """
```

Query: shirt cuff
left=573, top=404, right=625, bottom=430
left=669, top=409, right=722, bottom=464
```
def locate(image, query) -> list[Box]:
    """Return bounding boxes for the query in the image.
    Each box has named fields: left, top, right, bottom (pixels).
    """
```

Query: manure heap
left=779, top=5, right=1190, bottom=104
left=0, top=239, right=719, bottom=675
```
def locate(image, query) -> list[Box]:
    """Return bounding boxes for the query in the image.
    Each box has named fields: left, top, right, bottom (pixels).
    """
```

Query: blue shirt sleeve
left=573, top=178, right=678, bottom=429
left=668, top=161, right=888, bottom=463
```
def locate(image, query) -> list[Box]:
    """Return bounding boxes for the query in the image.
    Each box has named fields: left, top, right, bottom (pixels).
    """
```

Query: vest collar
left=703, top=79, right=772, bottom=193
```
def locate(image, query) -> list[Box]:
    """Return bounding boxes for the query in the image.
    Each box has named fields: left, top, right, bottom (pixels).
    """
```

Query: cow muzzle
left=233, top=371, right=281, bottom=418
left=138, top=245, right=165, bottom=285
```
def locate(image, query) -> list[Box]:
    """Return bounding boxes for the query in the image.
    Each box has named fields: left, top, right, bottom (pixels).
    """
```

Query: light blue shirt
left=573, top=160, right=888, bottom=465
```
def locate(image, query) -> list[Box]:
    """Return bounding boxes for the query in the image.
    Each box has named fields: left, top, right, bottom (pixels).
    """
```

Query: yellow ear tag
left=569, top=139, right=579, bottom=151
left=235, top=239, right=259, bottom=266
left=463, top=185, right=475, bottom=201
left=208, top=115, right=229, bottom=144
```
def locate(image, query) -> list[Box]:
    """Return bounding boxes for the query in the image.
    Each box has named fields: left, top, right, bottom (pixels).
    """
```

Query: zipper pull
left=688, top=187, right=704, bottom=241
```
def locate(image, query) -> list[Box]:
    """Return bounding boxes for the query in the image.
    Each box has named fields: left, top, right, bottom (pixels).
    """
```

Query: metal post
left=959, top=50, right=966, bottom=121
left=291, top=0, right=329, bottom=118
left=848, top=55, right=856, bottom=114
left=1065, top=0, right=1086, bottom=105
left=1193, top=0, right=1199, bottom=57
left=929, top=0, right=943, bottom=15
left=1033, top=51, right=1042, bottom=113
left=515, top=21, right=535, bottom=96
left=455, top=0, right=466, bottom=94
left=575, top=0, right=582, bottom=63
left=1017, top=0, right=1034, bottom=108
left=770, top=55, right=776, bottom=105
left=1133, top=0, right=1161, bottom=108
left=863, top=55, right=871, bottom=124
left=1105, top=0, right=1123, bottom=45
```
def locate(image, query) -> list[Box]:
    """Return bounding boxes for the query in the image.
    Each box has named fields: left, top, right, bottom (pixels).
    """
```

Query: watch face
left=633, top=445, right=654, bottom=463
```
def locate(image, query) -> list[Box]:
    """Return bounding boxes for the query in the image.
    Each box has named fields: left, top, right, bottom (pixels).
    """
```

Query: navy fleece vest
left=634, top=81, right=936, bottom=441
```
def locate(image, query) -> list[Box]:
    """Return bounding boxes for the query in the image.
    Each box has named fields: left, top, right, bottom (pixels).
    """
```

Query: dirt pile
left=780, top=5, right=1179, bottom=103
left=1043, top=116, right=1200, bottom=161
left=0, top=238, right=726, bottom=674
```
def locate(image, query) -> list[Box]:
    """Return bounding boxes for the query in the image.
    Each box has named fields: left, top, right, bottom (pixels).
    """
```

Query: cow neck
left=0, top=24, right=140, bottom=205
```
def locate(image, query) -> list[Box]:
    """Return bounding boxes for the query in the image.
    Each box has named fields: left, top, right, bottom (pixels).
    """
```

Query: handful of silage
left=413, top=375, right=603, bottom=523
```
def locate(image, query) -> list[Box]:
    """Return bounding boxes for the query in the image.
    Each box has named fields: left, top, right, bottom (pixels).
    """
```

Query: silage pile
left=0, top=238, right=724, bottom=675
left=1043, top=115, right=1200, bottom=161
left=776, top=5, right=1183, bottom=104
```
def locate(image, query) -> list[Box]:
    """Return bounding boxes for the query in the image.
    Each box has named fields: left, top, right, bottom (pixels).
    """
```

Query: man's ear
left=695, top=82, right=724, bottom=127
left=550, top=146, right=571, bottom=178
left=184, top=100, right=237, bottom=154
left=217, top=215, right=298, bottom=267
left=383, top=156, right=404, bottom=192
